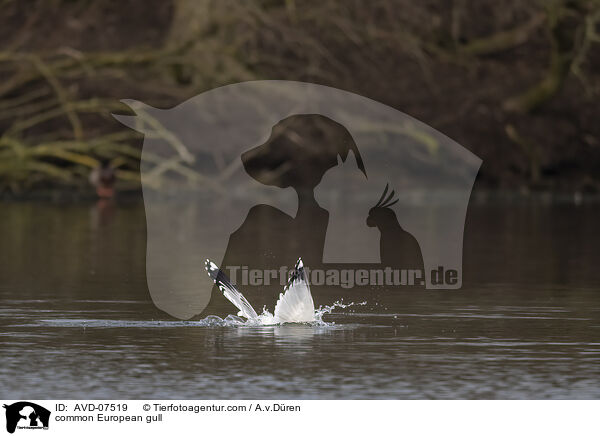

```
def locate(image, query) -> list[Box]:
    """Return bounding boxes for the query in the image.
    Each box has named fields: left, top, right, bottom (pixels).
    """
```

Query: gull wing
left=205, top=260, right=258, bottom=320
left=273, top=258, right=315, bottom=323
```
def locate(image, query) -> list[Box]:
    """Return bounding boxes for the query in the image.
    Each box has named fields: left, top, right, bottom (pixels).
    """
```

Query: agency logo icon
left=114, top=80, right=481, bottom=319
left=3, top=402, right=50, bottom=434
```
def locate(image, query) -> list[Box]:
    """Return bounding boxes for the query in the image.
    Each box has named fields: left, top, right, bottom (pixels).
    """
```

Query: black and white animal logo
left=3, top=402, right=50, bottom=434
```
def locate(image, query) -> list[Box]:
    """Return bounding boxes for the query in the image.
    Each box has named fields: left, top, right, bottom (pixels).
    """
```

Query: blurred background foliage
left=0, top=0, right=599, bottom=195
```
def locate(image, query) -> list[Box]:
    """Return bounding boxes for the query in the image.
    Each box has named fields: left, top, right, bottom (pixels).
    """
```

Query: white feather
left=205, top=260, right=258, bottom=320
left=273, top=259, right=315, bottom=323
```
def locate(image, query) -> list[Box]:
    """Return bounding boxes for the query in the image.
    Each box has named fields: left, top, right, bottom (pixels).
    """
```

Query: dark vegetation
left=1, top=0, right=599, bottom=195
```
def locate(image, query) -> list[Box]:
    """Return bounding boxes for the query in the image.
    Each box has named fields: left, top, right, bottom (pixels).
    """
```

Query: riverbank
left=1, top=1, right=599, bottom=194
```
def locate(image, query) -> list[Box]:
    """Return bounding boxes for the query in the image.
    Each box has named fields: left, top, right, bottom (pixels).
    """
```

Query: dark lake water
left=1, top=197, right=599, bottom=399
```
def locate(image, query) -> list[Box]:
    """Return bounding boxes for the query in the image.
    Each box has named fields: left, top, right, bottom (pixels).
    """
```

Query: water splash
left=314, top=300, right=367, bottom=323
left=197, top=299, right=367, bottom=327
left=242, top=299, right=367, bottom=326
left=32, top=300, right=366, bottom=329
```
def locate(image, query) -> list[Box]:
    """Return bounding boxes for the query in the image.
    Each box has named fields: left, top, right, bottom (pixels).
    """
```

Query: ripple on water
left=20, top=300, right=368, bottom=329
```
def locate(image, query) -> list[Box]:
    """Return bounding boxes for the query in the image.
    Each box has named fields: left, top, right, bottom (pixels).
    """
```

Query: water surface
left=1, top=199, right=599, bottom=399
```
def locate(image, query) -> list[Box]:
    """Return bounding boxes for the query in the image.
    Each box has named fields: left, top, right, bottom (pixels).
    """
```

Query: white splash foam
left=237, top=299, right=367, bottom=326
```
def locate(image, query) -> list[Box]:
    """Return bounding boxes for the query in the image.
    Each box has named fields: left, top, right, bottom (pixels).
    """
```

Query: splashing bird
left=205, top=258, right=315, bottom=323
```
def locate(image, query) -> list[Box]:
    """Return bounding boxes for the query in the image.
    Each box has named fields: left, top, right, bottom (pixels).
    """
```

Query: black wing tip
left=204, top=258, right=219, bottom=283
left=293, top=258, right=305, bottom=277
left=284, top=257, right=307, bottom=290
left=205, top=259, right=217, bottom=271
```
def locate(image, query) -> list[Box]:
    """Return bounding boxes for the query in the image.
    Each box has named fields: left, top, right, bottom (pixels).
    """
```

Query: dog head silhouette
left=241, top=114, right=366, bottom=191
